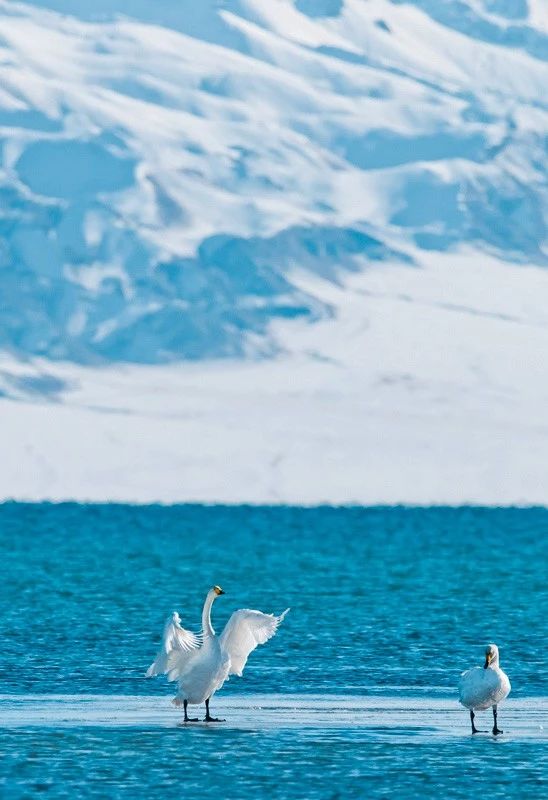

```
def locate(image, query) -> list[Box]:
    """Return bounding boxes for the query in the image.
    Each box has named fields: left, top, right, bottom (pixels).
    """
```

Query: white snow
left=0, top=1, right=547, bottom=504
left=2, top=250, right=548, bottom=505
left=529, top=1, right=548, bottom=33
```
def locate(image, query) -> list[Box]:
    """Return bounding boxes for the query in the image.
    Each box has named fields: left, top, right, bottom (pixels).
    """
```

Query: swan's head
left=172, top=611, right=181, bottom=623
left=212, top=585, right=225, bottom=597
left=484, top=643, right=499, bottom=669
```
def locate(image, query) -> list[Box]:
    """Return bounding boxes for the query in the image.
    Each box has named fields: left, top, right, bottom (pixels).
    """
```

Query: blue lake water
left=0, top=504, right=547, bottom=798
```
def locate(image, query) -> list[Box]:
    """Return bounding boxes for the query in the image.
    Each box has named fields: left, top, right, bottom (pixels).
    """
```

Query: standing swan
left=458, top=644, right=511, bottom=735
left=146, top=586, right=289, bottom=722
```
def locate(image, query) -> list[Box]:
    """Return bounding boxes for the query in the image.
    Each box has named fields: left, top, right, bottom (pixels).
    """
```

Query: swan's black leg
left=492, top=705, right=503, bottom=735
left=470, top=709, right=483, bottom=734
left=183, top=700, right=199, bottom=723
left=204, top=697, right=225, bottom=722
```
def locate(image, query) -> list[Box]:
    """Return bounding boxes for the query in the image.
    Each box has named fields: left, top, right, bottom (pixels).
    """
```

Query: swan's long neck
left=202, top=591, right=216, bottom=638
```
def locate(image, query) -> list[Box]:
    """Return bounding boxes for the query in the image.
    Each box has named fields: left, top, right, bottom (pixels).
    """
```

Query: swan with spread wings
left=146, top=586, right=289, bottom=722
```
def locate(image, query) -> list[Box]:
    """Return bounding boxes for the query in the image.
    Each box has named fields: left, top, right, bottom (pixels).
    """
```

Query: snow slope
left=3, top=249, right=548, bottom=505
left=1, top=1, right=547, bottom=503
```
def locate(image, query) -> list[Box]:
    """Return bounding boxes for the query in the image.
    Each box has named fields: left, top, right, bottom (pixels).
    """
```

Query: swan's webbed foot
left=183, top=700, right=199, bottom=723
left=492, top=706, right=503, bottom=735
left=470, top=710, right=484, bottom=734
left=204, top=698, right=225, bottom=723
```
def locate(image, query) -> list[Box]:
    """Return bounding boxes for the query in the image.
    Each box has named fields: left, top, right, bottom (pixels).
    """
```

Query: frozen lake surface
left=1, top=694, right=547, bottom=740
left=1, top=694, right=546, bottom=799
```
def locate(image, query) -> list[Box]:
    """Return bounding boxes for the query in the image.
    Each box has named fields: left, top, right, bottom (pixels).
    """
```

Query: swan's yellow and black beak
left=213, top=585, right=225, bottom=596
left=484, top=650, right=493, bottom=669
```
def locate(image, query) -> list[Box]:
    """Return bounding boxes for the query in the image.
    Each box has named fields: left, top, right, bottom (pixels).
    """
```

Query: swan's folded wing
left=458, top=665, right=507, bottom=708
left=145, top=613, right=201, bottom=678
left=219, top=608, right=289, bottom=677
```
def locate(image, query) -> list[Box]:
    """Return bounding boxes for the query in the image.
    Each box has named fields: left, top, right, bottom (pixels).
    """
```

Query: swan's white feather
left=145, top=612, right=201, bottom=678
left=173, top=639, right=231, bottom=704
left=220, top=608, right=290, bottom=677
left=458, top=666, right=511, bottom=710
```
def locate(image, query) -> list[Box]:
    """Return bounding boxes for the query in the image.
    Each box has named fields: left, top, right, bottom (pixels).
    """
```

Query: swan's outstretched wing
left=145, top=612, right=201, bottom=678
left=219, top=608, right=289, bottom=677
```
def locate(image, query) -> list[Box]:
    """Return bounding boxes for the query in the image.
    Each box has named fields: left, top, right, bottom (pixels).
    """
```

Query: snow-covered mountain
left=1, top=0, right=546, bottom=363
left=1, top=1, right=547, bottom=503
